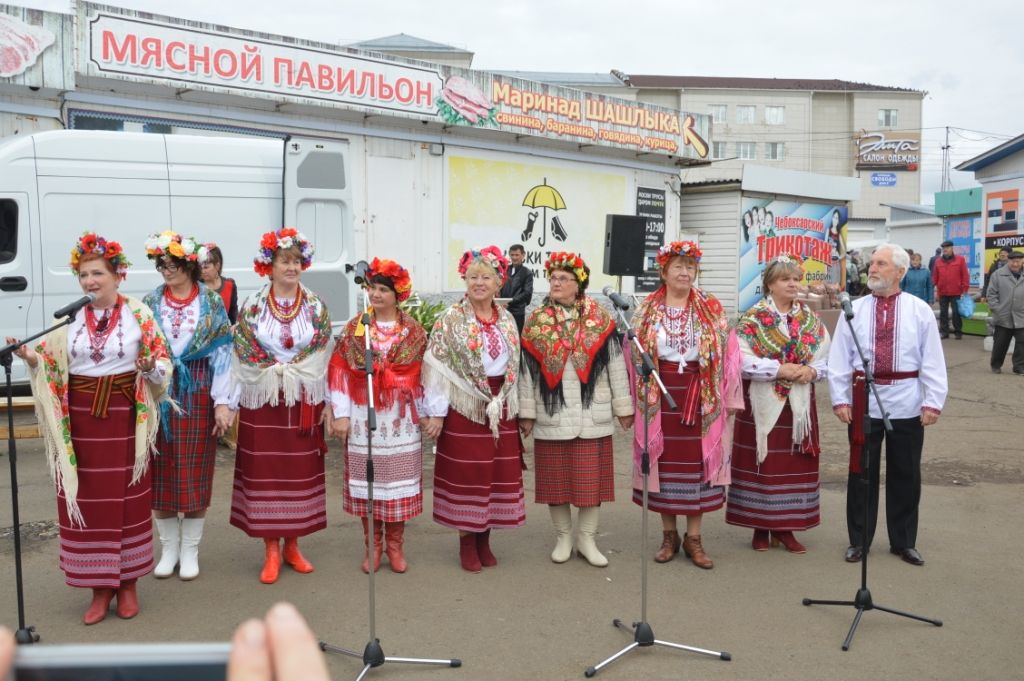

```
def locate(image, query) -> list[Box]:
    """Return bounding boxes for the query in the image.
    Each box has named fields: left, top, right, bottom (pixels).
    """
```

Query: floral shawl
left=232, top=283, right=332, bottom=413
left=328, top=309, right=427, bottom=416
left=521, top=296, right=617, bottom=416
left=422, top=299, right=520, bottom=438
left=627, top=285, right=742, bottom=489
left=28, top=296, right=172, bottom=527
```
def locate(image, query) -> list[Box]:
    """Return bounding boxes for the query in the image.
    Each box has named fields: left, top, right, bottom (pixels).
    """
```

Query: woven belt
left=69, top=371, right=135, bottom=419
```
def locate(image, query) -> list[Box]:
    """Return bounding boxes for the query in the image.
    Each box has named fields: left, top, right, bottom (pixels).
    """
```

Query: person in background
left=901, top=252, right=934, bottom=305
left=927, top=247, right=941, bottom=275
left=983, top=246, right=1013, bottom=301
left=199, top=243, right=238, bottom=325
left=499, top=243, right=533, bottom=334
left=986, top=251, right=1024, bottom=375
left=932, top=240, right=969, bottom=339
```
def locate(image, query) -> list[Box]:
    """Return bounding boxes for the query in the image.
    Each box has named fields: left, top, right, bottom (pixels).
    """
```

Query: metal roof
left=347, top=33, right=472, bottom=54
left=625, top=75, right=921, bottom=93
left=955, top=133, right=1024, bottom=172
left=492, top=71, right=628, bottom=86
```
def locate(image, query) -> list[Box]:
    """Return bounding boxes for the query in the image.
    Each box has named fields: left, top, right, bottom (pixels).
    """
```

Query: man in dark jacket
left=983, top=246, right=1012, bottom=299
left=932, top=240, right=970, bottom=339
left=986, top=251, right=1024, bottom=374
left=500, top=244, right=533, bottom=333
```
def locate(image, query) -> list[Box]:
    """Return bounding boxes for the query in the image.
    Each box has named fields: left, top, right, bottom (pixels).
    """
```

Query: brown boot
left=384, top=522, right=407, bottom=573
left=682, top=533, right=713, bottom=569
left=360, top=518, right=384, bottom=574
left=654, top=529, right=681, bottom=563
left=83, top=588, right=115, bottom=625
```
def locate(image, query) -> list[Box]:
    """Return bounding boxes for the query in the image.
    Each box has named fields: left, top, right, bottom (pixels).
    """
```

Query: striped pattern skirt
left=432, top=377, right=526, bottom=533
left=726, top=381, right=821, bottom=531
left=343, top=403, right=423, bottom=523
left=534, top=436, right=615, bottom=507
left=151, top=359, right=218, bottom=513
left=632, top=361, right=724, bottom=516
left=230, top=401, right=327, bottom=538
left=58, top=380, right=153, bottom=588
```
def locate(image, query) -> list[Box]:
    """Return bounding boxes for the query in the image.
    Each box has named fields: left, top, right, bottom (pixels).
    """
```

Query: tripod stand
left=2, top=315, right=79, bottom=645
left=585, top=302, right=730, bottom=677
left=802, top=300, right=942, bottom=650
left=319, top=296, right=460, bottom=680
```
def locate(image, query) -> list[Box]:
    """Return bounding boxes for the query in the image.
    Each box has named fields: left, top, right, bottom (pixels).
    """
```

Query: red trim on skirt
left=58, top=383, right=153, bottom=588
left=230, top=401, right=327, bottom=538
left=534, top=436, right=614, bottom=507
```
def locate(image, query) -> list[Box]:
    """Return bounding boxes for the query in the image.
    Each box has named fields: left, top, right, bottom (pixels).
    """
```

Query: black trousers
left=509, top=311, right=525, bottom=335
left=991, top=325, right=1024, bottom=372
left=847, top=416, right=923, bottom=551
left=938, top=295, right=962, bottom=334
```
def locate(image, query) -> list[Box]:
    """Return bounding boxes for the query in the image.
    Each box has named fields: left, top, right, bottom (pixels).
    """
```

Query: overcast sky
left=26, top=0, right=1024, bottom=203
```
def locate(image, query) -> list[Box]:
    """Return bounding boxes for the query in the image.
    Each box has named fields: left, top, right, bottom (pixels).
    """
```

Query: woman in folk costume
left=726, top=255, right=830, bottom=553
left=422, top=246, right=525, bottom=573
left=142, top=232, right=234, bottom=580
left=629, top=240, right=742, bottom=570
left=199, top=242, right=239, bottom=324
left=328, top=258, right=427, bottom=574
left=518, top=252, right=633, bottom=567
left=7, top=233, right=172, bottom=624
left=229, top=227, right=332, bottom=584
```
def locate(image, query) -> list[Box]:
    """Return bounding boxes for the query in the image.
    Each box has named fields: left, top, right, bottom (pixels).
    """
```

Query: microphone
left=347, top=260, right=370, bottom=285
left=838, top=292, right=854, bottom=320
left=601, top=286, right=631, bottom=310
left=53, top=294, right=96, bottom=319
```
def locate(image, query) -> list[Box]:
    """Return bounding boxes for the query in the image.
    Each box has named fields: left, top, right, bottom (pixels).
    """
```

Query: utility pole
left=940, top=126, right=951, bottom=192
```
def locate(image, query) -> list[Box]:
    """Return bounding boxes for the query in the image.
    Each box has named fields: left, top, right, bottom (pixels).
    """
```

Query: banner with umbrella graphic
left=521, top=178, right=567, bottom=248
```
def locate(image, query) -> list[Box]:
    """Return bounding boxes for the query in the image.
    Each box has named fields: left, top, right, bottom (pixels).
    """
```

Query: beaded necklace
left=661, top=303, right=696, bottom=355
left=474, top=304, right=503, bottom=361
left=162, top=284, right=200, bottom=340
left=75, top=296, right=125, bottom=363
left=268, top=286, right=304, bottom=350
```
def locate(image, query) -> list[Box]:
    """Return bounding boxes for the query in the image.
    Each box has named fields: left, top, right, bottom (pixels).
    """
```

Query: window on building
left=764, top=106, right=785, bottom=125
left=766, top=142, right=785, bottom=161
left=709, top=105, right=727, bottom=124
left=297, top=151, right=347, bottom=190
left=712, top=142, right=727, bottom=159
left=736, top=105, right=756, bottom=124
left=74, top=116, right=124, bottom=131
left=0, top=199, right=18, bottom=265
left=878, top=109, right=899, bottom=127
left=736, top=142, right=756, bottom=160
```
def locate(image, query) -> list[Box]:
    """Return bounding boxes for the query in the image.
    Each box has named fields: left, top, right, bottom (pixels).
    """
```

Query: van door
left=0, top=194, right=38, bottom=383
left=282, top=137, right=356, bottom=328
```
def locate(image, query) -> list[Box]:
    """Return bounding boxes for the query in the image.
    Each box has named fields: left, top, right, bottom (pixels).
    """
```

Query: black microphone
left=53, top=294, right=96, bottom=319
left=347, top=260, right=370, bottom=285
left=601, top=286, right=631, bottom=310
left=838, top=292, right=855, bottom=320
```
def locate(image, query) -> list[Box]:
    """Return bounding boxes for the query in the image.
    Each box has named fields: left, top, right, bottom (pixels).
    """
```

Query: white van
left=0, top=130, right=357, bottom=383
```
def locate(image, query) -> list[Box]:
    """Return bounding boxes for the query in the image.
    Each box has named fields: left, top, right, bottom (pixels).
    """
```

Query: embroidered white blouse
left=157, top=296, right=233, bottom=405
left=67, top=303, right=165, bottom=383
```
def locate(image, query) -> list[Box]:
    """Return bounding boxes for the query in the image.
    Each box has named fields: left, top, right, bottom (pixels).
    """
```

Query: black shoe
left=1014, top=370, right=1024, bottom=376
left=844, top=545, right=864, bottom=563
left=955, top=333, right=963, bottom=340
left=992, top=366, right=1002, bottom=374
left=940, top=332, right=949, bottom=339
left=890, top=546, right=925, bottom=566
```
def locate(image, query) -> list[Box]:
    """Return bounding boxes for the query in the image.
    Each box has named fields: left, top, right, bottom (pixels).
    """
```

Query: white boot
left=153, top=516, right=180, bottom=578
left=178, top=517, right=205, bottom=581
left=549, top=504, right=573, bottom=563
left=576, top=506, right=608, bottom=567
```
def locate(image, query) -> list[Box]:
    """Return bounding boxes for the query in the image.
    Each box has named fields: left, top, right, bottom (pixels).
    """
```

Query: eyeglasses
left=549, top=275, right=577, bottom=284
left=156, top=262, right=181, bottom=273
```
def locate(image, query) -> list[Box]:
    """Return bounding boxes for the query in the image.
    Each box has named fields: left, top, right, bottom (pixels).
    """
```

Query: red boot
left=282, top=537, right=314, bottom=573
left=360, top=518, right=383, bottom=574
left=459, top=533, right=481, bottom=573
left=260, top=538, right=282, bottom=584
left=752, top=529, right=770, bottom=551
left=115, top=580, right=139, bottom=619
left=384, top=522, right=407, bottom=573
left=476, top=529, right=497, bottom=568
left=83, top=588, right=114, bottom=625
left=771, top=531, right=807, bottom=554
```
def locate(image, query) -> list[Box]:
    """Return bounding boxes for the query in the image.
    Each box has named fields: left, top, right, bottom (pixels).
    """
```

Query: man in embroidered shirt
left=829, top=244, right=948, bottom=567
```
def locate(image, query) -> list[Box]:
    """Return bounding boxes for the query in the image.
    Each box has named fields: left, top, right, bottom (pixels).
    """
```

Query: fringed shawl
left=28, top=296, right=172, bottom=527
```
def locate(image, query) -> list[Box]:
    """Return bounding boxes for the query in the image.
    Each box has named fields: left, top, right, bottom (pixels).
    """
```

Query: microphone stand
left=2, top=314, right=80, bottom=645
left=585, top=301, right=731, bottom=677
left=320, top=292, right=461, bottom=680
left=802, top=302, right=942, bottom=650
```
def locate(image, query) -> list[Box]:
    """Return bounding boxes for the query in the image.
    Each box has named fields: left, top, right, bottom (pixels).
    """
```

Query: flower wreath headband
left=656, top=240, right=703, bottom=268
left=197, top=242, right=218, bottom=265
left=254, top=227, right=314, bottom=277
left=768, top=252, right=805, bottom=269
left=544, top=251, right=588, bottom=284
left=457, top=245, right=509, bottom=281
left=144, top=230, right=202, bottom=263
left=70, top=232, right=131, bottom=280
left=364, top=257, right=413, bottom=303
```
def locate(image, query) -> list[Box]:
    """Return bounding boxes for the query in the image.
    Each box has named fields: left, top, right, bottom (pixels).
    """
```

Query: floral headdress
left=457, top=245, right=509, bottom=281
left=197, top=242, right=218, bottom=265
left=364, top=257, right=413, bottom=303
left=544, top=251, right=588, bottom=284
left=656, top=240, right=703, bottom=268
left=144, top=230, right=201, bottom=263
left=70, top=232, right=131, bottom=280
left=253, top=227, right=314, bottom=277
left=768, top=252, right=804, bottom=269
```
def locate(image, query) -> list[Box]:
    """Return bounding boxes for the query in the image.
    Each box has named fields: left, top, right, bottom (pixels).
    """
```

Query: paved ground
left=2, top=335, right=1022, bottom=680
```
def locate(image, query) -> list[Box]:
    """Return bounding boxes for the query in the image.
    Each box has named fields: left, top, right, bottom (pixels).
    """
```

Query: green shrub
left=401, top=294, right=447, bottom=335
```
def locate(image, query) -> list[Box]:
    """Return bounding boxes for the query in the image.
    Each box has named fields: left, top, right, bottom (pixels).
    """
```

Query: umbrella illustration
left=522, top=178, right=566, bottom=247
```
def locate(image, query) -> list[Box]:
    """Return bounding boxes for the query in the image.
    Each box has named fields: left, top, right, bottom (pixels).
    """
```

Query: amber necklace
left=269, top=286, right=304, bottom=349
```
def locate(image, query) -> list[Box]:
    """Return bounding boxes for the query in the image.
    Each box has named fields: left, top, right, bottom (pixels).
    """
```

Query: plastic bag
left=958, top=293, right=975, bottom=318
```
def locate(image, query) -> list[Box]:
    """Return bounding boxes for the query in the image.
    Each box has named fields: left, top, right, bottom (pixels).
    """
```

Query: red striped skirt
left=58, top=380, right=153, bottom=588
left=230, top=401, right=327, bottom=538
left=432, top=377, right=526, bottom=532
left=631, top=361, right=724, bottom=516
left=151, top=359, right=218, bottom=513
left=726, top=381, right=821, bottom=531
left=534, top=436, right=614, bottom=507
